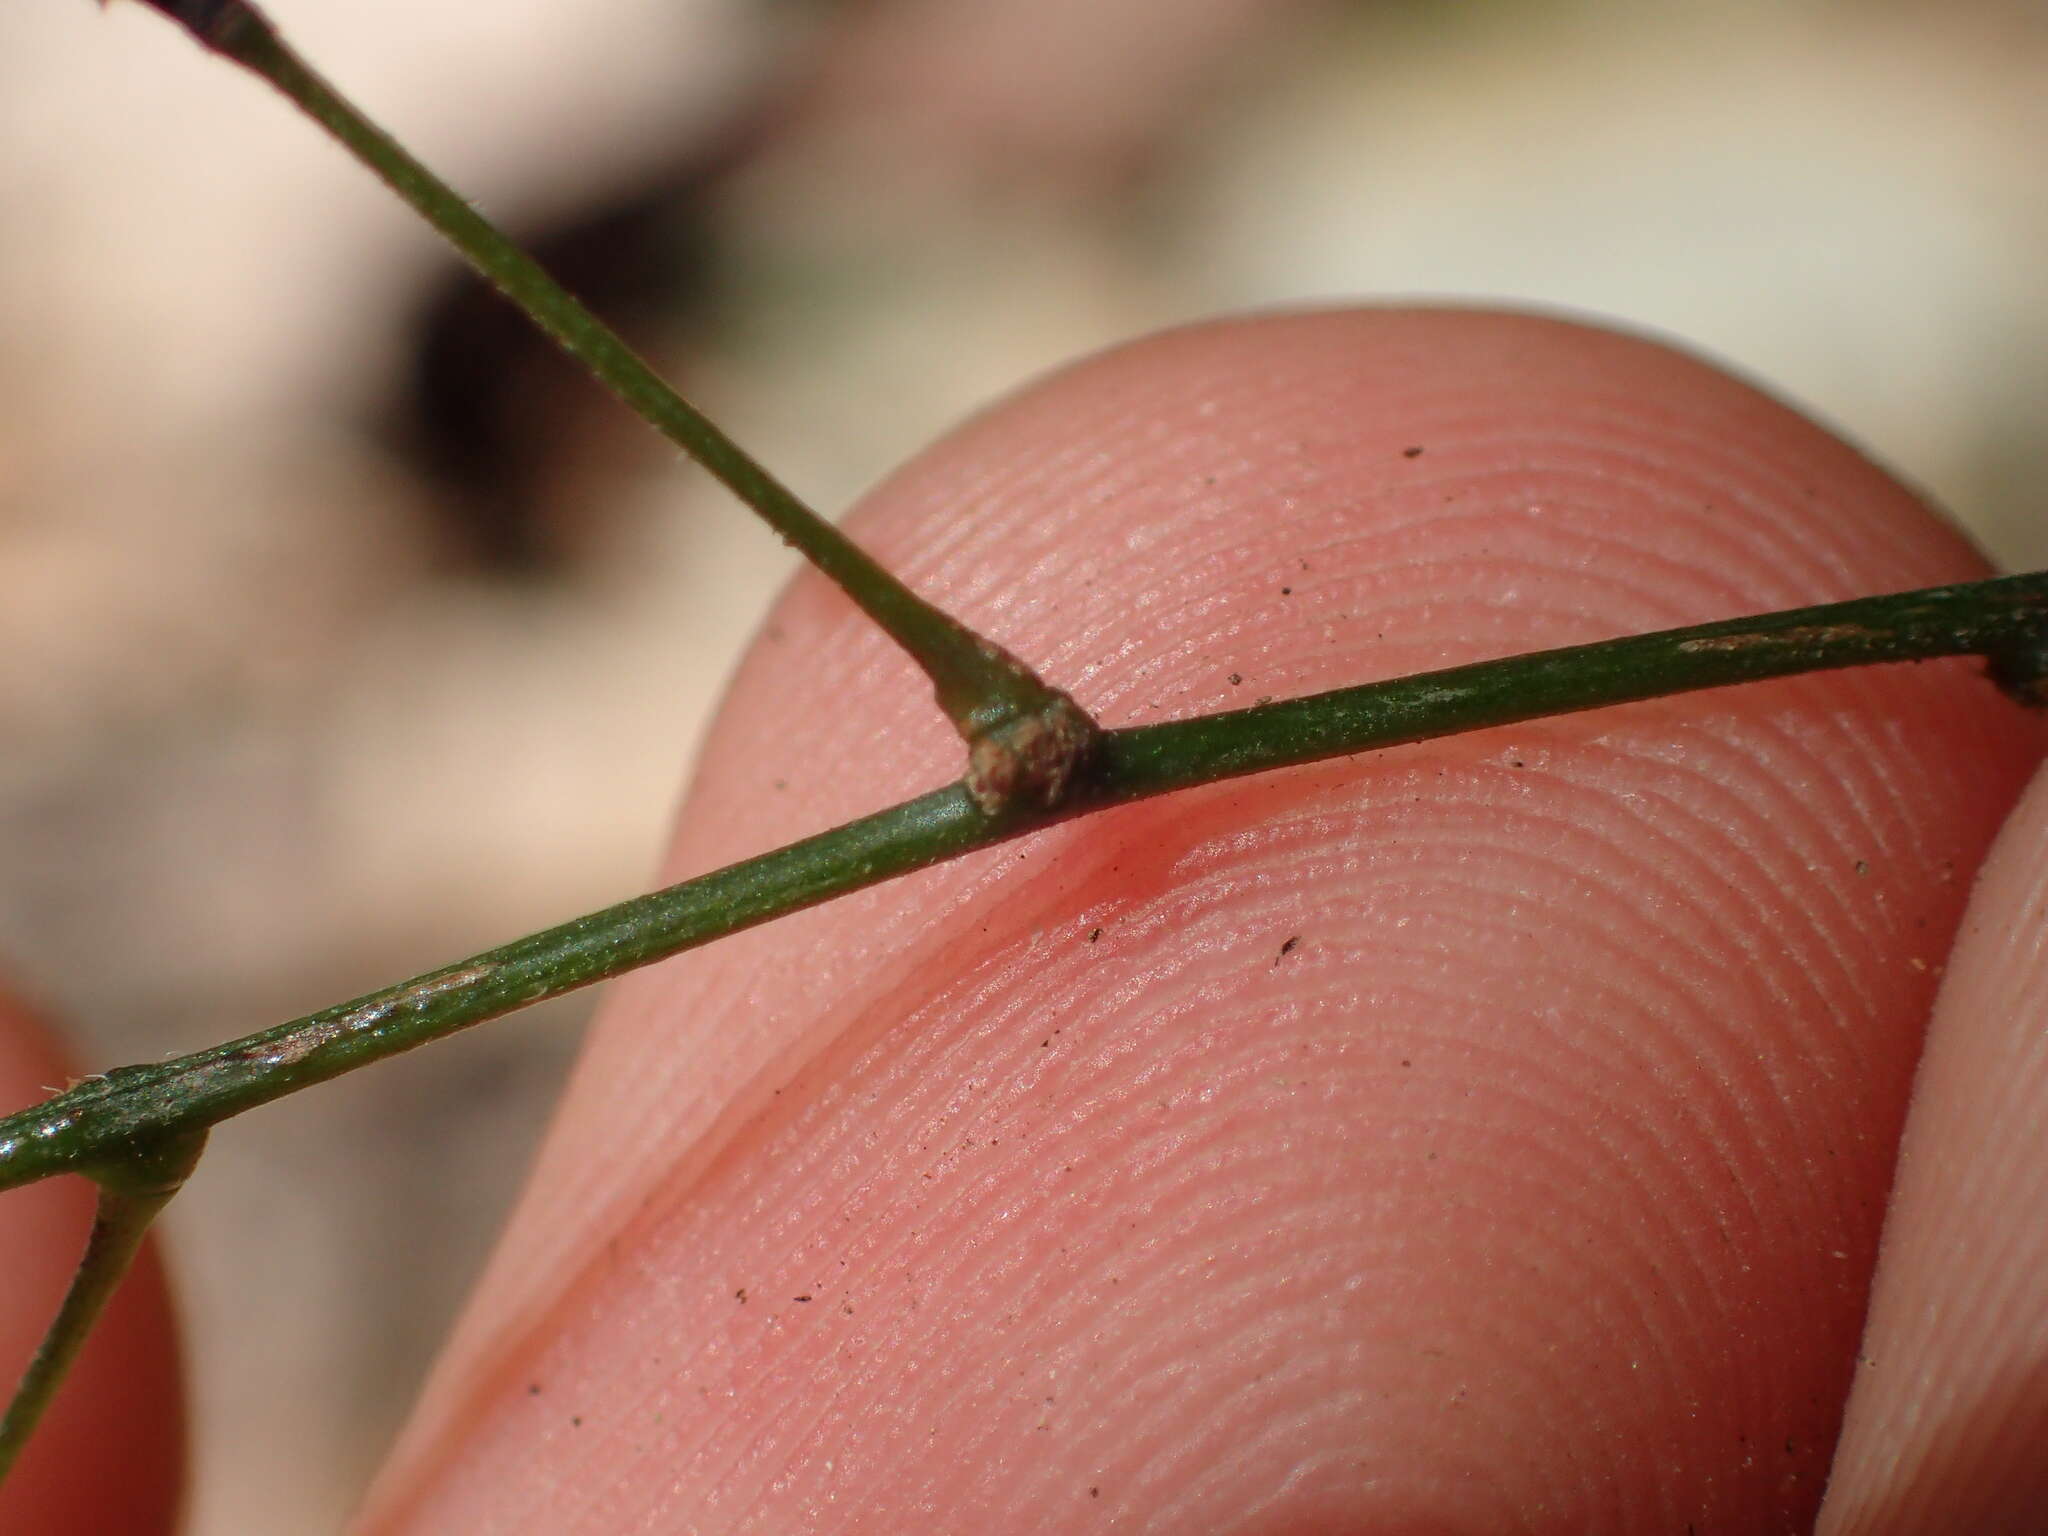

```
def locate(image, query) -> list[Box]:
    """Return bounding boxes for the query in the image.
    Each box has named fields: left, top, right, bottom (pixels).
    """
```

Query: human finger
left=366, top=308, right=2041, bottom=1532
left=1817, top=761, right=2048, bottom=1534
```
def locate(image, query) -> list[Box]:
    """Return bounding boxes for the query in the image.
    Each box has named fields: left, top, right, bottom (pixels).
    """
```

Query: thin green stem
left=1, top=570, right=2040, bottom=1193
left=0, top=1130, right=204, bottom=1483
left=127, top=0, right=1092, bottom=808
left=1099, top=571, right=2048, bottom=796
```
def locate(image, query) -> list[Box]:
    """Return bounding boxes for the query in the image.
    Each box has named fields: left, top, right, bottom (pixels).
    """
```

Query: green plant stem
left=0, top=1129, right=204, bottom=1484
left=1, top=570, right=2040, bottom=1194
left=127, top=0, right=1091, bottom=807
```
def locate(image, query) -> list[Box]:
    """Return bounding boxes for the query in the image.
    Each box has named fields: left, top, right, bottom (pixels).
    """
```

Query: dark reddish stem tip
left=132, top=0, right=265, bottom=51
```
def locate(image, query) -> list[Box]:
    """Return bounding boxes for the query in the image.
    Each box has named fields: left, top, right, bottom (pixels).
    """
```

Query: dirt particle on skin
left=1402, top=445, right=1424, bottom=458
left=1228, top=673, right=1243, bottom=686
left=571, top=1416, right=583, bottom=1428
left=1090, top=1487, right=1100, bottom=1499
left=794, top=1295, right=812, bottom=1303
left=1280, top=586, right=1292, bottom=596
left=1854, top=859, right=1870, bottom=876
left=1088, top=927, right=1103, bottom=942
left=1275, top=936, right=1300, bottom=966
left=735, top=1289, right=747, bottom=1304
left=527, top=1382, right=542, bottom=1396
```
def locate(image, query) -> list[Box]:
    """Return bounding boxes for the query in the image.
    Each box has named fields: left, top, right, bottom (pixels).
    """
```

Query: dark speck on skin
left=1280, top=586, right=1292, bottom=596
left=1228, top=673, right=1243, bottom=686
left=794, top=1295, right=812, bottom=1303
left=1088, top=927, right=1102, bottom=942
left=1403, top=445, right=1424, bottom=458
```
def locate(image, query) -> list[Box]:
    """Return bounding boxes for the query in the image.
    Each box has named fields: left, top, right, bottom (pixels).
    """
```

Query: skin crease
left=0, top=989, right=184, bottom=1533
left=0, top=308, right=2042, bottom=1531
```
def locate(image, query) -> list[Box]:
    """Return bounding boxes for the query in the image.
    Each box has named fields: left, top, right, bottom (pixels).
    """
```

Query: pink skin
left=349, top=308, right=2047, bottom=1532
left=2, top=308, right=2044, bottom=1530
left=0, top=991, right=183, bottom=1534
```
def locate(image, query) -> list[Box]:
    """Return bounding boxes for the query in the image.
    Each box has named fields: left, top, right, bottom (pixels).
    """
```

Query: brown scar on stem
left=1675, top=623, right=1874, bottom=653
left=248, top=962, right=499, bottom=1069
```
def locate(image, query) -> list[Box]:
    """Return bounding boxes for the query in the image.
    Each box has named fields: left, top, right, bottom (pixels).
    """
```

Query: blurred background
left=2, top=0, right=2045, bottom=1527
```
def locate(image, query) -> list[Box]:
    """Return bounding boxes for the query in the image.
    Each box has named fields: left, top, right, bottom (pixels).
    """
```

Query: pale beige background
left=1, top=0, right=2044, bottom=1528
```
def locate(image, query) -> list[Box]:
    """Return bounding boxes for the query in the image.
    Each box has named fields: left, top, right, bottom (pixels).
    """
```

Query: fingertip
left=1818, top=762, right=2048, bottom=1535
left=371, top=307, right=2041, bottom=1533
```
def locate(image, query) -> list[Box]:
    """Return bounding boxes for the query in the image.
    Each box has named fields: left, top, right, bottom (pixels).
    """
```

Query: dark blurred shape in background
left=385, top=102, right=765, bottom=575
